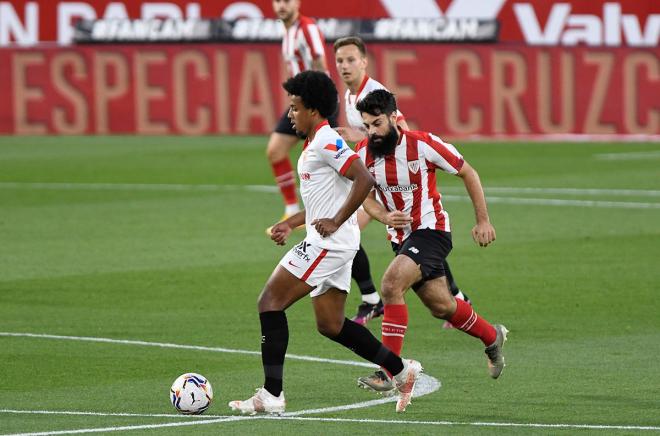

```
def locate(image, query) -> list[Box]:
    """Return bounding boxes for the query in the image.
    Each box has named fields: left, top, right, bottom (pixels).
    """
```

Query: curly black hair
left=282, top=71, right=338, bottom=118
left=355, top=89, right=398, bottom=117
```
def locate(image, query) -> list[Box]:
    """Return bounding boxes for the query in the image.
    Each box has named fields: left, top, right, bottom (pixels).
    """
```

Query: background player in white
left=266, top=0, right=337, bottom=234
left=229, top=72, right=422, bottom=414
left=333, top=36, right=473, bottom=328
left=353, top=89, right=508, bottom=394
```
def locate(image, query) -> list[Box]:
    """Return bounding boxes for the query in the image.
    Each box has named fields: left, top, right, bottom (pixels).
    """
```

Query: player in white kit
left=229, top=71, right=423, bottom=415
left=333, top=36, right=473, bottom=329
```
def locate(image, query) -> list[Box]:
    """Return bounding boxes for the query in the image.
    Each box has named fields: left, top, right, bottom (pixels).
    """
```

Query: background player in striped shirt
left=266, top=0, right=337, bottom=234
left=333, top=36, right=473, bottom=328
left=353, top=89, right=508, bottom=394
left=229, top=72, right=422, bottom=414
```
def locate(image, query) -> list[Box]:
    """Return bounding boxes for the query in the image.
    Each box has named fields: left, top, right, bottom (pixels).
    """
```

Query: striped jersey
left=355, top=130, right=464, bottom=244
left=298, top=121, right=361, bottom=250
left=345, top=76, right=405, bottom=129
left=281, top=15, right=327, bottom=77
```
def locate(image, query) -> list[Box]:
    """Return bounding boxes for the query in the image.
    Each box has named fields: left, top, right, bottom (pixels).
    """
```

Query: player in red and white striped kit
left=353, top=89, right=508, bottom=394
left=266, top=0, right=337, bottom=234
left=333, top=36, right=473, bottom=327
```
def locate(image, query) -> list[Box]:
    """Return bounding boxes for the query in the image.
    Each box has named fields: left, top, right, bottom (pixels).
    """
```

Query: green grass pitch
left=0, top=136, right=659, bottom=435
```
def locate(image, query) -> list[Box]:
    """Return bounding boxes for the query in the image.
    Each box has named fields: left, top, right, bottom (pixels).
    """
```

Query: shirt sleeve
left=422, top=133, right=464, bottom=174
left=318, top=137, right=359, bottom=176
left=300, top=21, right=326, bottom=60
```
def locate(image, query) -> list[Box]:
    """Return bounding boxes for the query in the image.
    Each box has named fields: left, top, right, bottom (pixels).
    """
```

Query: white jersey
left=344, top=76, right=405, bottom=129
left=282, top=15, right=327, bottom=77
left=298, top=121, right=361, bottom=250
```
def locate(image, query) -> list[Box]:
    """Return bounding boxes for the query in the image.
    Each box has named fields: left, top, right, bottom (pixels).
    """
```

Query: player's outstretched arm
left=363, top=192, right=412, bottom=229
left=311, top=159, right=374, bottom=237
left=456, top=161, right=496, bottom=247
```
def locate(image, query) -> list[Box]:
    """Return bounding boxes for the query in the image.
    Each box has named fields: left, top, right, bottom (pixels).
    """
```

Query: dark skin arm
left=311, top=158, right=376, bottom=237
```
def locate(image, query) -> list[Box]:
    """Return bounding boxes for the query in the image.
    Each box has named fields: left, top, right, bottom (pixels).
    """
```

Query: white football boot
left=228, top=387, right=286, bottom=415
left=393, top=359, right=423, bottom=413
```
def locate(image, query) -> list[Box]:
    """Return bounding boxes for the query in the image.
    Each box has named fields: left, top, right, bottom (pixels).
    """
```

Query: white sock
left=285, top=204, right=300, bottom=216
left=361, top=291, right=380, bottom=305
left=455, top=290, right=465, bottom=301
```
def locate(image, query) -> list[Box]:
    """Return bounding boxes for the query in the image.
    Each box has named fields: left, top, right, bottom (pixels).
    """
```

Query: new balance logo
left=408, top=247, right=420, bottom=254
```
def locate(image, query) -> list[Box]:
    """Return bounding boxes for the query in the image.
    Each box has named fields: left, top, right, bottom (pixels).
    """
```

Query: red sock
left=271, top=158, right=297, bottom=206
left=448, top=299, right=497, bottom=346
left=382, top=304, right=408, bottom=357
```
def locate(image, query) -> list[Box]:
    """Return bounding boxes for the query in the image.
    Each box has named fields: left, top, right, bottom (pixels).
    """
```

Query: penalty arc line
left=0, top=331, right=437, bottom=435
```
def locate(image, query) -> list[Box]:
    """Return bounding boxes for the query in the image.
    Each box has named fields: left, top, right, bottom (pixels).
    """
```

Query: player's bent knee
left=428, top=302, right=454, bottom=319
left=316, top=320, right=343, bottom=338
left=381, top=278, right=405, bottom=300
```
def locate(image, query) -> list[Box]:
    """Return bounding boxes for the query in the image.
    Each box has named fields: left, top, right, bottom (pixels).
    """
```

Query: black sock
left=329, top=318, right=403, bottom=376
left=260, top=311, right=288, bottom=397
left=352, top=245, right=377, bottom=296
left=443, top=259, right=470, bottom=300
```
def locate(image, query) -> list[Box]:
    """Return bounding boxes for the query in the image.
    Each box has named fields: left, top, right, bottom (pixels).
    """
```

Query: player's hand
left=471, top=222, right=496, bottom=247
left=270, top=222, right=293, bottom=246
left=335, top=127, right=367, bottom=143
left=311, top=218, right=339, bottom=238
left=384, top=211, right=412, bottom=229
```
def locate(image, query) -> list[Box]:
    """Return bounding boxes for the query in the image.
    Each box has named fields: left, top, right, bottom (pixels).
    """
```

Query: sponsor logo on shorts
left=408, top=246, right=420, bottom=254
left=293, top=241, right=311, bottom=261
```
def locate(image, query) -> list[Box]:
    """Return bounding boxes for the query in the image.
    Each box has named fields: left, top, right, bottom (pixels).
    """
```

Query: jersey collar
left=355, top=75, right=369, bottom=98
left=303, top=120, right=329, bottom=149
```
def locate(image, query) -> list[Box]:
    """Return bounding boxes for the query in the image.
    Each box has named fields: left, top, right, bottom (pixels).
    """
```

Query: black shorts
left=273, top=107, right=339, bottom=135
left=391, top=229, right=452, bottom=290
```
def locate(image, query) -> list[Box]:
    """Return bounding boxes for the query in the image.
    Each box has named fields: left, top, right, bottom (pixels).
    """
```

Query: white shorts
left=279, top=240, right=357, bottom=297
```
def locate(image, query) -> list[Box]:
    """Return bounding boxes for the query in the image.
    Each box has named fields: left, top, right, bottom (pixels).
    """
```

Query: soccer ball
left=170, top=373, right=214, bottom=415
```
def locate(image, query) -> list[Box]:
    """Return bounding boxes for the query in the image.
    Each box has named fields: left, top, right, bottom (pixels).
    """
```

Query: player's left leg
left=351, top=209, right=384, bottom=325
left=350, top=244, right=384, bottom=325
left=313, top=288, right=423, bottom=412
left=416, top=277, right=508, bottom=379
left=441, top=259, right=473, bottom=329
left=228, top=266, right=312, bottom=414
left=356, top=253, right=421, bottom=394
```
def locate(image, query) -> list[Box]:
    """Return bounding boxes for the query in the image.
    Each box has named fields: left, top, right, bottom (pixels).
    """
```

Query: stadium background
left=1, top=1, right=659, bottom=434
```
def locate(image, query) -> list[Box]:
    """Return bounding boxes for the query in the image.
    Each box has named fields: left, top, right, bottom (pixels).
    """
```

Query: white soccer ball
left=170, top=373, right=214, bottom=415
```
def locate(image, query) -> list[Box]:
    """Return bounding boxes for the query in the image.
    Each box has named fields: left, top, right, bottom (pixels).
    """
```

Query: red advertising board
left=1, top=44, right=658, bottom=136
left=1, top=0, right=659, bottom=46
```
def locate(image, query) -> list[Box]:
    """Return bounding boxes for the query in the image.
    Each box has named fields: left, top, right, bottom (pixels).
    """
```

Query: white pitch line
left=448, top=186, right=660, bottom=197
left=595, top=150, right=660, bottom=160
left=263, top=416, right=660, bottom=431
left=0, top=409, right=231, bottom=419
left=0, top=332, right=374, bottom=368
left=3, top=410, right=659, bottom=434
left=0, top=332, right=439, bottom=435
left=2, top=416, right=251, bottom=436
left=2, top=182, right=659, bottom=198
left=442, top=195, right=660, bottom=209
left=0, top=182, right=279, bottom=194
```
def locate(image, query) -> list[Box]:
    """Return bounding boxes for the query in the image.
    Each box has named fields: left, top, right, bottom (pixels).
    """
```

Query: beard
left=367, top=123, right=399, bottom=158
